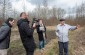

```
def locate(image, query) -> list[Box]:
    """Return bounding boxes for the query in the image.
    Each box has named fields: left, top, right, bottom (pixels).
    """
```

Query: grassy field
left=8, top=26, right=85, bottom=55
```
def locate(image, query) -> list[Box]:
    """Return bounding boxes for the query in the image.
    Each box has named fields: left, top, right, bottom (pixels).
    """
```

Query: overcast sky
left=12, top=0, right=85, bottom=12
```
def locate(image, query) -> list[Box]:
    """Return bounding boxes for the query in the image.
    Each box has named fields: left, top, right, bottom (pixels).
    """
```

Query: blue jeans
left=58, top=42, right=68, bottom=55
left=39, top=40, right=44, bottom=49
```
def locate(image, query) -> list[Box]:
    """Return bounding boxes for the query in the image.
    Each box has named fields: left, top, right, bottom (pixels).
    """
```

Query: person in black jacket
left=36, top=19, right=47, bottom=54
left=17, top=12, right=36, bottom=55
left=0, top=18, right=14, bottom=55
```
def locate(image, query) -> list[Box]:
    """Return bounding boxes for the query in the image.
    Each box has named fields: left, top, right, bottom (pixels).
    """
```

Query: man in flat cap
left=55, top=18, right=80, bottom=55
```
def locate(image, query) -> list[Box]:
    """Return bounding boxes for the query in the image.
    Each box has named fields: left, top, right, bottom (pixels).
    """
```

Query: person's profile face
left=39, top=20, right=43, bottom=24
left=9, top=20, right=15, bottom=26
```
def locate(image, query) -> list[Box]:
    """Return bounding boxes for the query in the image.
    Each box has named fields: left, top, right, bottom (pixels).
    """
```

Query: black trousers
left=58, top=41, right=68, bottom=55
left=26, top=51, right=34, bottom=55
left=24, top=42, right=36, bottom=55
left=25, top=48, right=34, bottom=55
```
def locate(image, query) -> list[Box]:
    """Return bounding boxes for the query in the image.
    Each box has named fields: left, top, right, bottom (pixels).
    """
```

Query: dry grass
left=34, top=26, right=85, bottom=55
left=71, top=27, right=85, bottom=55
left=8, top=26, right=85, bottom=55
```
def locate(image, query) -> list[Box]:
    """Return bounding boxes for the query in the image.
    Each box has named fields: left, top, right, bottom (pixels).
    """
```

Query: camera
left=31, top=18, right=39, bottom=27
left=33, top=18, right=39, bottom=23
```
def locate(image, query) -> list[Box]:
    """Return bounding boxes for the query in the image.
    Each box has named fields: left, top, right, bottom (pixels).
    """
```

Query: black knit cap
left=59, top=19, right=65, bottom=21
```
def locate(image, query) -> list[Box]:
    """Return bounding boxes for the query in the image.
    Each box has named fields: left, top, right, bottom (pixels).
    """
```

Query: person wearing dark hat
left=0, top=18, right=14, bottom=55
left=55, top=19, right=80, bottom=55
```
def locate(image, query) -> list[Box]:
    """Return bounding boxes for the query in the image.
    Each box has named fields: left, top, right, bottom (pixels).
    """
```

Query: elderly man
left=55, top=19, right=80, bottom=55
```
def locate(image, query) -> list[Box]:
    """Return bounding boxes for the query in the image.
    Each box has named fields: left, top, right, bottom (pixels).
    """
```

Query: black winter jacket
left=36, top=25, right=46, bottom=41
left=17, top=19, right=36, bottom=51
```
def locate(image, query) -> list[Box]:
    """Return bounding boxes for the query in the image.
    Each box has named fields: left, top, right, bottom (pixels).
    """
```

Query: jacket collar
left=60, top=24, right=66, bottom=26
left=2, top=23, right=11, bottom=27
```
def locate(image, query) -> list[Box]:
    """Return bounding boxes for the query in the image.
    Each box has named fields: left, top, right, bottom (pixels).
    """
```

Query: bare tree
left=2, top=0, right=6, bottom=20
left=0, top=0, right=12, bottom=20
left=22, top=0, right=26, bottom=12
left=43, top=0, right=48, bottom=19
left=56, top=8, right=66, bottom=19
left=52, top=6, right=57, bottom=18
left=76, top=2, right=85, bottom=19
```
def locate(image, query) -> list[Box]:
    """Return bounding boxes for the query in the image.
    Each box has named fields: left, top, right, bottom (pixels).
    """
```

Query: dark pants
left=58, top=41, right=68, bottom=55
left=24, top=42, right=36, bottom=55
left=25, top=48, right=34, bottom=55
left=26, top=51, right=34, bottom=55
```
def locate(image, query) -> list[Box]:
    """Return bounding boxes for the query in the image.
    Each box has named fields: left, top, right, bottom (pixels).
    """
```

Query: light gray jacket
left=55, top=24, right=77, bottom=42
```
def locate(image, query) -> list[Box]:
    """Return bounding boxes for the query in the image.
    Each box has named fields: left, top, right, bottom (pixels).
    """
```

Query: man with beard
left=17, top=12, right=36, bottom=55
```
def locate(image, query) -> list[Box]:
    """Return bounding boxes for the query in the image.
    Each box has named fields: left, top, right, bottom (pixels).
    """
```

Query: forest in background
left=0, top=0, right=85, bottom=55
left=0, top=0, right=85, bottom=26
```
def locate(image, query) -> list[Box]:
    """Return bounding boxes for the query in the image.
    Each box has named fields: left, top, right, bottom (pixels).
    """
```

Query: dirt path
left=34, top=39, right=58, bottom=55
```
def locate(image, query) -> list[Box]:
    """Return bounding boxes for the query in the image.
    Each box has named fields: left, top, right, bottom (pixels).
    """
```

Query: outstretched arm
left=69, top=24, right=80, bottom=30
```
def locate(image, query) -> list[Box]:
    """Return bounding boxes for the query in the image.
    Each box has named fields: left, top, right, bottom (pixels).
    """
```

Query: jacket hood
left=2, top=23, right=9, bottom=27
left=17, top=19, right=30, bottom=26
left=2, top=23, right=7, bottom=26
left=2, top=22, right=12, bottom=27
